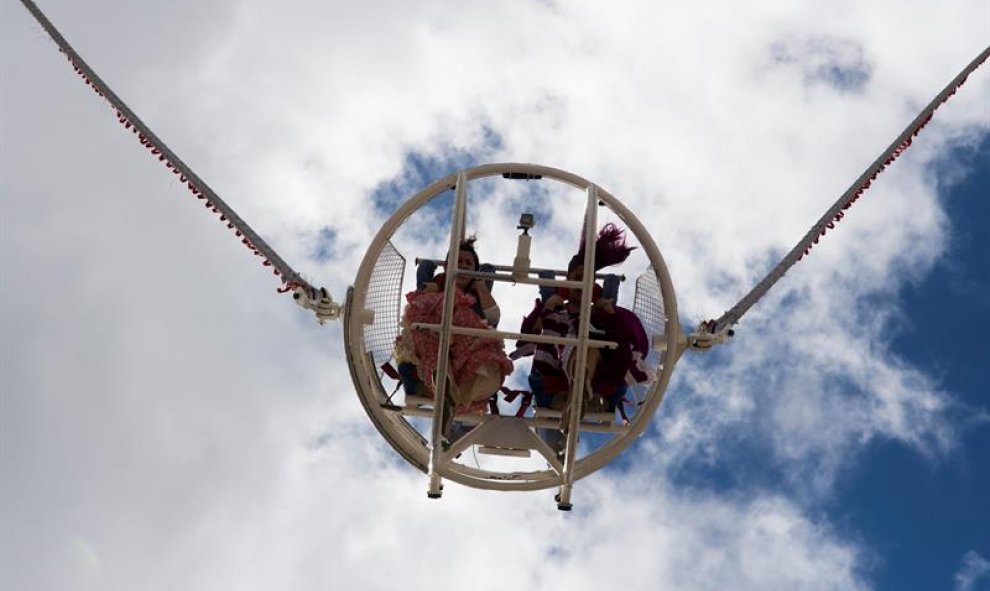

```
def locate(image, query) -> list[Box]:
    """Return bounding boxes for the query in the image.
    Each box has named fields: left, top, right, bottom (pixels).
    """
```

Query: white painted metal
left=415, top=259, right=624, bottom=282
left=556, top=185, right=599, bottom=509
left=410, top=323, right=619, bottom=350
left=346, top=163, right=681, bottom=494
left=513, top=233, right=532, bottom=281
left=396, top=403, right=630, bottom=434
left=426, top=173, right=469, bottom=497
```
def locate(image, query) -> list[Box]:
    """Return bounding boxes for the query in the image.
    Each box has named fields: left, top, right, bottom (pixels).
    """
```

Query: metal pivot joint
left=687, top=320, right=734, bottom=352
left=293, top=286, right=341, bottom=324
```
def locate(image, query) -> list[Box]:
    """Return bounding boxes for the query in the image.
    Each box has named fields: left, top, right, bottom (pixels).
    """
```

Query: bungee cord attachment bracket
left=292, top=285, right=341, bottom=324
left=687, top=319, right=734, bottom=352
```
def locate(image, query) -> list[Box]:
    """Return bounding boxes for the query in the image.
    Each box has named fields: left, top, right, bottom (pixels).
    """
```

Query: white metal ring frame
left=345, top=163, right=680, bottom=503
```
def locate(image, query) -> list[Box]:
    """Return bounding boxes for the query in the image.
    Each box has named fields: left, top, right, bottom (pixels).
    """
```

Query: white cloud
left=3, top=0, right=988, bottom=589
left=956, top=551, right=990, bottom=591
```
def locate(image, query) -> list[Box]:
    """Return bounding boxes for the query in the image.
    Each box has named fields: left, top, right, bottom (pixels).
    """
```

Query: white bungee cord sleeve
left=18, top=0, right=339, bottom=322
left=704, top=44, right=990, bottom=339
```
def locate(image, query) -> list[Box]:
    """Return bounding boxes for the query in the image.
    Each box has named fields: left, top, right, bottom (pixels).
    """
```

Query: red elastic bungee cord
left=58, top=49, right=290, bottom=285
left=795, top=78, right=973, bottom=262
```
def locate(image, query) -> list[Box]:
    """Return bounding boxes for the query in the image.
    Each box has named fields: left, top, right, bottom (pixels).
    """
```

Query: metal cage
left=344, top=163, right=681, bottom=506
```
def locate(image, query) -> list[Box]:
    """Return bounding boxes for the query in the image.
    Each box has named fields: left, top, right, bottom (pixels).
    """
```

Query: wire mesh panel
left=633, top=266, right=665, bottom=342
left=363, top=240, right=406, bottom=376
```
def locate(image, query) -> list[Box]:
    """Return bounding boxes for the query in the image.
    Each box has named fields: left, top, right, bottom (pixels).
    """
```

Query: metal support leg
left=427, top=472, right=443, bottom=499
left=557, top=185, right=599, bottom=511
left=426, top=173, right=469, bottom=499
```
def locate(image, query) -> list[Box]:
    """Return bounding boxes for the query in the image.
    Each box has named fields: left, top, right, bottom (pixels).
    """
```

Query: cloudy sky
left=2, top=1, right=988, bottom=590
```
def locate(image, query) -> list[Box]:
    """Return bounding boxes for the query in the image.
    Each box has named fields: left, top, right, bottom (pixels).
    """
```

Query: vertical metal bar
left=427, top=172, right=469, bottom=497
left=457, top=187, right=468, bottom=243
left=557, top=185, right=599, bottom=509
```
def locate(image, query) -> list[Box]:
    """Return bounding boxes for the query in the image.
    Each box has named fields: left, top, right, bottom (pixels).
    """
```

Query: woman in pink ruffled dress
left=395, top=237, right=513, bottom=441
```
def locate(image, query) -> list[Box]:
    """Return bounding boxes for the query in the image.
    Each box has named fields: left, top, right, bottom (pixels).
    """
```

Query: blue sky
left=842, top=137, right=989, bottom=590
left=2, top=2, right=988, bottom=590
left=654, top=136, right=990, bottom=589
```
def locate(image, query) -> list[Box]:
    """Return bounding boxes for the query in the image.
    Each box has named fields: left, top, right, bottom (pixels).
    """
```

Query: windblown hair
left=458, top=235, right=480, bottom=270
left=568, top=223, right=635, bottom=272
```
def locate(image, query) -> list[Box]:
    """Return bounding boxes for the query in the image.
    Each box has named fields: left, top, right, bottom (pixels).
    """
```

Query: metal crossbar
left=409, top=323, right=619, bottom=349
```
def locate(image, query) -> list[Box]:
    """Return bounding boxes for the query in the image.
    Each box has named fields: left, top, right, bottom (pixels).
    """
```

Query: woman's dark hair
left=458, top=236, right=480, bottom=270
left=568, top=223, right=635, bottom=272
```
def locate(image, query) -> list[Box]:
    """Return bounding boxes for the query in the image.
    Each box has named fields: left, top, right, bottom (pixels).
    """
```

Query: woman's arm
left=470, top=280, right=501, bottom=327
